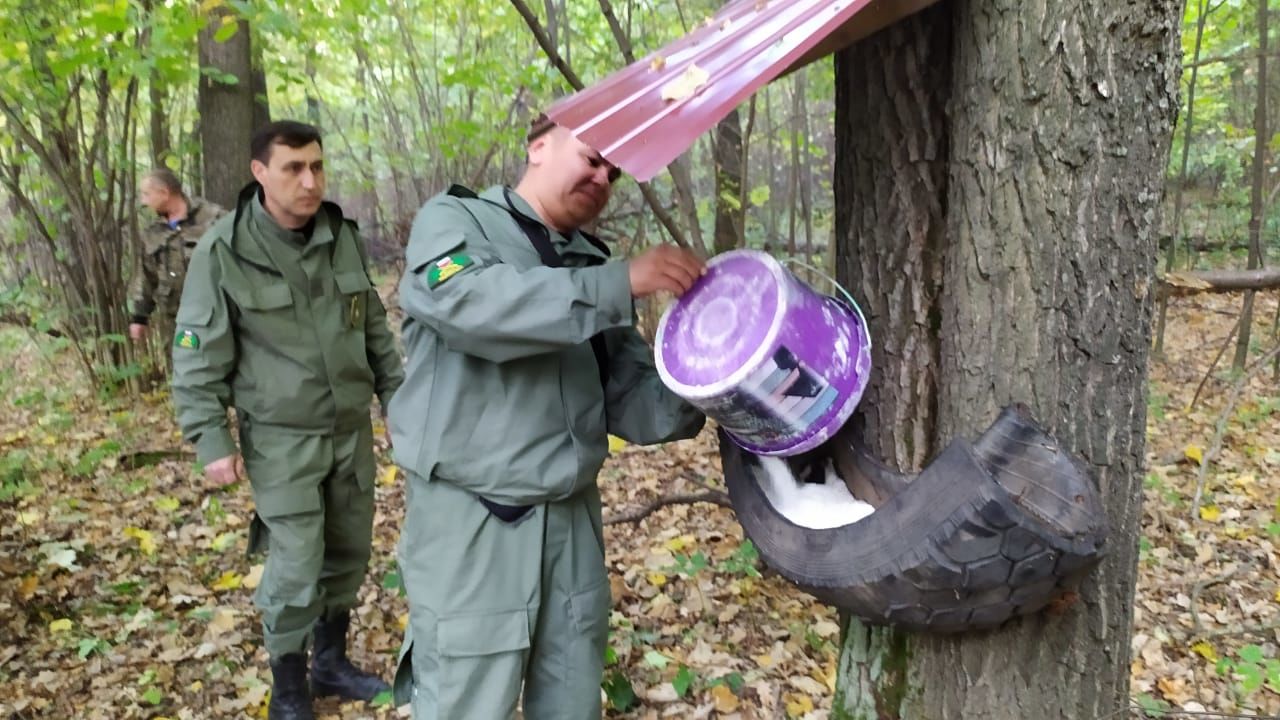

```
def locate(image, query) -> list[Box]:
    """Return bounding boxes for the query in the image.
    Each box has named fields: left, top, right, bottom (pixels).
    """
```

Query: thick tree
left=831, top=1, right=1181, bottom=717
left=197, top=6, right=267, bottom=208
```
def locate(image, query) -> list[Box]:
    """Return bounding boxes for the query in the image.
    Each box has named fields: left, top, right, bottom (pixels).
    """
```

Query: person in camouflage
left=171, top=121, right=404, bottom=720
left=129, top=168, right=225, bottom=350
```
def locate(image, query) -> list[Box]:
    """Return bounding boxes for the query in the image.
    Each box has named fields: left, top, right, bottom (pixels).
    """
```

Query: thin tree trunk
left=1234, top=0, right=1269, bottom=371
left=798, top=68, right=814, bottom=256
left=712, top=107, right=744, bottom=255
left=1155, top=0, right=1217, bottom=355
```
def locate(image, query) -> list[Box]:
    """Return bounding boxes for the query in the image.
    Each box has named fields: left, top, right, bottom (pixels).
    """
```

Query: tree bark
left=197, top=7, right=256, bottom=208
left=832, top=0, right=1181, bottom=717
left=1234, top=0, right=1269, bottom=371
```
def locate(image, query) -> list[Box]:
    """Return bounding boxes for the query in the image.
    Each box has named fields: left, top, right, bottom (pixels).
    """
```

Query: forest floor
left=1, top=293, right=1278, bottom=720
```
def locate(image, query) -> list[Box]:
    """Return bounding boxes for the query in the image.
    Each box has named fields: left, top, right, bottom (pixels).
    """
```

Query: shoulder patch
left=427, top=254, right=475, bottom=288
left=174, top=329, right=201, bottom=350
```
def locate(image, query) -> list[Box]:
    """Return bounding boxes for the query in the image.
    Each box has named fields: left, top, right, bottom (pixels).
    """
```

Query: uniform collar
left=246, top=188, right=332, bottom=249
left=483, top=185, right=609, bottom=261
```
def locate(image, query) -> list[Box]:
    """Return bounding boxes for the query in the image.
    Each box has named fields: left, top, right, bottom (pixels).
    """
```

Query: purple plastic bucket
left=655, top=249, right=873, bottom=457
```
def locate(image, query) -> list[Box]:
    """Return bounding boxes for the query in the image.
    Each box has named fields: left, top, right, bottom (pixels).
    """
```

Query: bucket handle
left=781, top=257, right=873, bottom=352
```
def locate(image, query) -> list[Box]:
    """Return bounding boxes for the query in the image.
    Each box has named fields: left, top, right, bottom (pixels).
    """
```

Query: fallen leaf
left=49, top=619, right=73, bottom=633
left=649, top=56, right=667, bottom=72
left=1183, top=444, right=1203, bottom=465
left=660, top=64, right=710, bottom=102
left=380, top=466, right=398, bottom=486
left=1190, top=641, right=1218, bottom=662
left=647, top=572, right=667, bottom=588
left=124, top=527, right=157, bottom=555
left=711, top=684, right=739, bottom=713
left=1199, top=505, right=1221, bottom=522
left=18, top=575, right=38, bottom=600
left=608, top=435, right=627, bottom=453
left=242, top=564, right=265, bottom=590
left=754, top=653, right=774, bottom=668
left=784, top=692, right=814, bottom=718
left=210, top=571, right=242, bottom=592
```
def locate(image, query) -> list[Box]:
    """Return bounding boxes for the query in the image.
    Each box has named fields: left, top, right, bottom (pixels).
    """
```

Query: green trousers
left=393, top=474, right=611, bottom=720
left=242, top=419, right=376, bottom=658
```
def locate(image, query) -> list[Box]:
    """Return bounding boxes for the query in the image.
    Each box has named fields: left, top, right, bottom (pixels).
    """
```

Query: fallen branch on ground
left=1159, top=268, right=1280, bottom=298
left=604, top=490, right=733, bottom=525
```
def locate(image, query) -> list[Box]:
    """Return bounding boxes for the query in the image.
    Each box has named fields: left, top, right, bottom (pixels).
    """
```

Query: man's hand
left=129, top=323, right=149, bottom=341
left=205, top=453, right=245, bottom=487
left=629, top=245, right=706, bottom=298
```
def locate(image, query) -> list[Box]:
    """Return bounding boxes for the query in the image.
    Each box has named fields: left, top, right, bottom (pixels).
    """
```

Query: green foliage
left=1215, top=644, right=1280, bottom=699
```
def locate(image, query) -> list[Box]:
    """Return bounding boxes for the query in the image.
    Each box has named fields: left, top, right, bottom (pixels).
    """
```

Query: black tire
left=719, top=404, right=1107, bottom=633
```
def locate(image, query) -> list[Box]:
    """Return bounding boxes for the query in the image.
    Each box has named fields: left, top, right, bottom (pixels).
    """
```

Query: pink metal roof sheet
left=546, top=0, right=933, bottom=183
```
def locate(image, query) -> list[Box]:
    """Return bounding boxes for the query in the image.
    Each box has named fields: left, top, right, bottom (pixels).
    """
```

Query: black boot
left=310, top=610, right=391, bottom=702
left=268, top=653, right=315, bottom=720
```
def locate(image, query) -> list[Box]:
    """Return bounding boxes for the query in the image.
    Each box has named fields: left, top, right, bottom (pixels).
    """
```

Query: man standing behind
left=389, top=116, right=706, bottom=719
left=172, top=121, right=403, bottom=720
left=129, top=168, right=225, bottom=354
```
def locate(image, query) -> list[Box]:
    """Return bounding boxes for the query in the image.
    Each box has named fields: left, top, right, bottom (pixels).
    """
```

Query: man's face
left=139, top=179, right=169, bottom=215
left=251, top=141, right=325, bottom=227
left=528, top=127, right=619, bottom=230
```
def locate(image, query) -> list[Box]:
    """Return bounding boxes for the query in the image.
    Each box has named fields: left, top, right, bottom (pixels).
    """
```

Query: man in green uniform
left=171, top=121, right=404, bottom=720
left=129, top=168, right=225, bottom=354
left=390, top=115, right=707, bottom=719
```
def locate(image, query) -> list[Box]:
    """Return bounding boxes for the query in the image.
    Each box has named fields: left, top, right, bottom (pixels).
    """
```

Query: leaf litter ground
left=1, top=295, right=1278, bottom=719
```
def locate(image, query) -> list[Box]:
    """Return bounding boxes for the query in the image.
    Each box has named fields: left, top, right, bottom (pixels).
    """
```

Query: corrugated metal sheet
left=546, top=0, right=939, bottom=183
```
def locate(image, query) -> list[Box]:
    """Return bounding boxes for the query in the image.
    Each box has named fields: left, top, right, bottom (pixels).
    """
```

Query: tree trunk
left=1154, top=0, right=1213, bottom=355
left=712, top=106, right=745, bottom=255
left=197, top=7, right=256, bottom=208
left=832, top=0, right=1181, bottom=717
left=1234, top=0, right=1269, bottom=372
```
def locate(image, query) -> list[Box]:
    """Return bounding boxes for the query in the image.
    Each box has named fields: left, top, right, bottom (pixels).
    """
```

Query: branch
left=0, top=312, right=63, bottom=337
left=1159, top=268, right=1280, bottom=298
left=1192, top=342, right=1280, bottom=516
left=603, top=491, right=733, bottom=525
left=1188, top=566, right=1242, bottom=639
left=508, top=0, right=693, bottom=251
left=508, top=0, right=584, bottom=89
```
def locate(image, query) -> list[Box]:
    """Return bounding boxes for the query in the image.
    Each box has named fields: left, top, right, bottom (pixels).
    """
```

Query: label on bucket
left=702, top=344, right=840, bottom=446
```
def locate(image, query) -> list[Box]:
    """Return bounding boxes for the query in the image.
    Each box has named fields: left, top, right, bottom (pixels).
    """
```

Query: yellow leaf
left=18, top=575, right=38, bottom=600
left=154, top=496, right=181, bottom=513
left=754, top=653, right=774, bottom=668
left=1274, top=588, right=1280, bottom=603
left=710, top=684, right=739, bottom=713
left=664, top=534, right=695, bottom=552
left=607, top=435, right=627, bottom=453
left=124, top=527, right=157, bottom=556
left=210, top=571, right=242, bottom=591
left=1184, top=444, right=1203, bottom=465
left=660, top=64, right=710, bottom=102
left=647, top=572, right=667, bottom=588
left=243, top=564, right=265, bottom=590
left=1190, top=641, right=1218, bottom=662
left=380, top=466, right=398, bottom=486
left=785, top=693, right=814, bottom=718
left=1199, top=505, right=1221, bottom=522
left=49, top=618, right=73, bottom=633
left=398, top=613, right=410, bottom=631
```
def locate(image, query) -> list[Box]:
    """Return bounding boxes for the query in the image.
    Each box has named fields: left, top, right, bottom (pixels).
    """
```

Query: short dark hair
left=251, top=120, right=323, bottom=164
left=526, top=112, right=555, bottom=144
left=143, top=168, right=184, bottom=196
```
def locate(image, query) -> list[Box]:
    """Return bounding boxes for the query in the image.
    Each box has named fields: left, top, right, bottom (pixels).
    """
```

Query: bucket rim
left=655, top=249, right=791, bottom=399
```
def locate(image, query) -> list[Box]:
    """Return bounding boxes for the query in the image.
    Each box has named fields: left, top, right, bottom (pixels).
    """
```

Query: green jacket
left=389, top=185, right=705, bottom=506
left=129, top=198, right=226, bottom=325
left=172, top=183, right=404, bottom=464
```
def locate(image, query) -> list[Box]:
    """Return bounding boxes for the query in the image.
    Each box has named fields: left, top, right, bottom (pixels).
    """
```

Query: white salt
left=756, top=456, right=876, bottom=529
